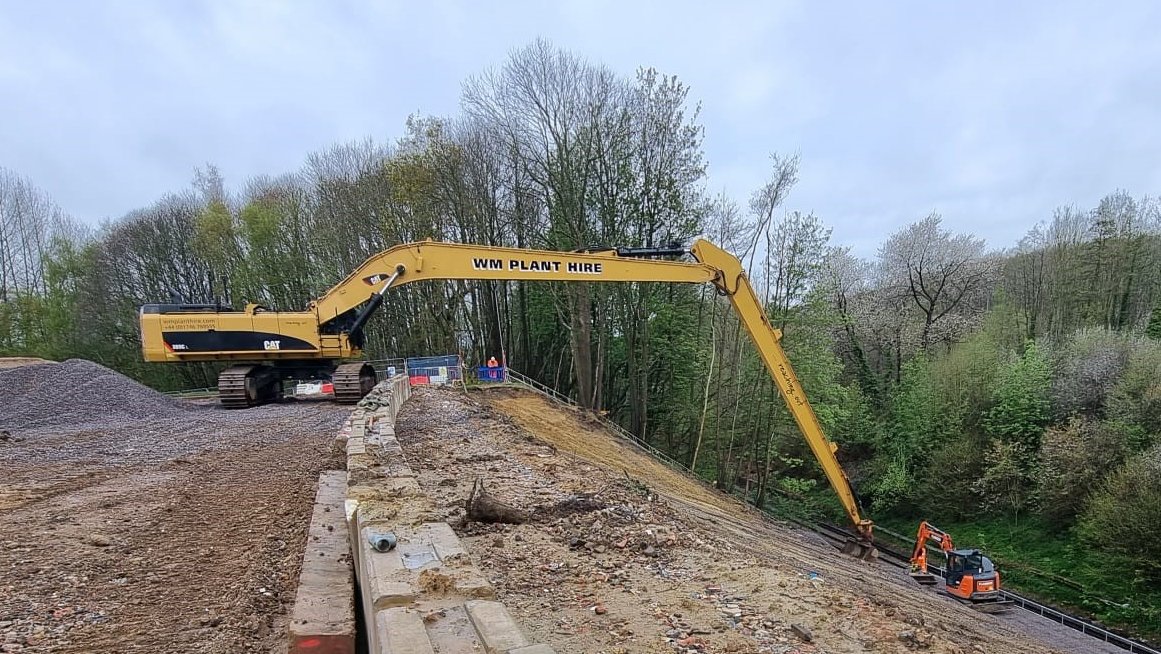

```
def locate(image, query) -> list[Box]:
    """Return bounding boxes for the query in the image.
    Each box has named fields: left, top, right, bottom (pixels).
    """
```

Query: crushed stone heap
left=0, top=358, right=192, bottom=430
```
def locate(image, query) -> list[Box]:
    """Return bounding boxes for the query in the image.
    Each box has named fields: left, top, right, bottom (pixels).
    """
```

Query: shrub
left=973, top=440, right=1035, bottom=520
left=1106, top=340, right=1161, bottom=449
left=984, top=341, right=1051, bottom=451
left=1050, top=329, right=1135, bottom=419
left=1037, top=417, right=1127, bottom=526
left=1078, top=445, right=1161, bottom=568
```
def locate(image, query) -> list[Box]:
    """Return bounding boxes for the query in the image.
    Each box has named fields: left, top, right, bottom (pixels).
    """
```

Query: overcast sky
left=2, top=1, right=1159, bottom=256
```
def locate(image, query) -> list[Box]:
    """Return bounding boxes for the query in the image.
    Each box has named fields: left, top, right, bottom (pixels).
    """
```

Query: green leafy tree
left=928, top=308, right=1012, bottom=429
left=191, top=199, right=244, bottom=304
left=984, top=340, right=1051, bottom=453
left=872, top=357, right=963, bottom=513
left=916, top=435, right=986, bottom=519
left=1147, top=303, right=1161, bottom=340
left=973, top=439, right=1035, bottom=520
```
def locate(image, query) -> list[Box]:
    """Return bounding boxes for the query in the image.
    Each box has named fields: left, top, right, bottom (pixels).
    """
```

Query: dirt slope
left=394, top=386, right=1121, bottom=654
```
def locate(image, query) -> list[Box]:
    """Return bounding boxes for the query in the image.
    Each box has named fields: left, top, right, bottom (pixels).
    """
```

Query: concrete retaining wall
left=335, top=376, right=554, bottom=654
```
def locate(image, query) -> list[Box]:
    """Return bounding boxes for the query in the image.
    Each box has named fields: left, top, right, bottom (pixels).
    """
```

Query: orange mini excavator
left=910, top=521, right=1013, bottom=613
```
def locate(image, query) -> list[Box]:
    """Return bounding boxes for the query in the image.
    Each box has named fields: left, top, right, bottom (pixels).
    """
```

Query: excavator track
left=217, top=365, right=280, bottom=409
left=332, top=362, right=377, bottom=404
left=940, top=590, right=1016, bottom=614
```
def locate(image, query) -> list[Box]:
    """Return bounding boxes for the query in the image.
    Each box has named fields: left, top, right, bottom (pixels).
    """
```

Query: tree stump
left=466, top=478, right=529, bottom=524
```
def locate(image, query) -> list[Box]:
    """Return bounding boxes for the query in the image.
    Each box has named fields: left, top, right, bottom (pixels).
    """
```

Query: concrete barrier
left=289, top=471, right=355, bottom=654
left=339, top=374, right=554, bottom=654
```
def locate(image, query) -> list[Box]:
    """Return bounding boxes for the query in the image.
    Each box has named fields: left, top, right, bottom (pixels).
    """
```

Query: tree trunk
left=690, top=319, right=716, bottom=471
left=570, top=284, right=594, bottom=409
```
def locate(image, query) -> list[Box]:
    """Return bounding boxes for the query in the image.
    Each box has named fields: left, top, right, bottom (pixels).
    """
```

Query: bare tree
left=743, top=153, right=799, bottom=267
left=0, top=168, right=77, bottom=349
left=879, top=213, right=995, bottom=351
left=1008, top=223, right=1048, bottom=339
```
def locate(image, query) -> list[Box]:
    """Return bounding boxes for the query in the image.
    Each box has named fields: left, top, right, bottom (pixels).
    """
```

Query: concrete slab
left=376, top=437, right=405, bottom=459
left=362, top=542, right=416, bottom=610
left=289, top=471, right=355, bottom=654
left=454, top=572, right=495, bottom=599
left=508, top=646, right=557, bottom=654
left=464, top=600, right=530, bottom=654
left=375, top=607, right=435, bottom=654
left=348, top=461, right=421, bottom=487
left=419, top=522, right=468, bottom=565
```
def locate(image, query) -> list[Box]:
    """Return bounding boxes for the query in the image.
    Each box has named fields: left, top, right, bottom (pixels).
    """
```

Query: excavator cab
left=945, top=549, right=1001, bottom=601
left=944, top=548, right=1012, bottom=611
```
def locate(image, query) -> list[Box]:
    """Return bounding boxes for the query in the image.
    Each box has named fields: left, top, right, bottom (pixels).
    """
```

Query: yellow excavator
left=139, top=238, right=876, bottom=553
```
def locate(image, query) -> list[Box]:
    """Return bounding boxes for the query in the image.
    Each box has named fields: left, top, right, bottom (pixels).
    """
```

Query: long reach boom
left=139, top=238, right=875, bottom=549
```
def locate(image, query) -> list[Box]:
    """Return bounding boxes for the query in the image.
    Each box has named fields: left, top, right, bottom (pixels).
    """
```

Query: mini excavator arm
left=911, top=521, right=955, bottom=567
left=314, top=239, right=874, bottom=544
left=910, top=520, right=955, bottom=583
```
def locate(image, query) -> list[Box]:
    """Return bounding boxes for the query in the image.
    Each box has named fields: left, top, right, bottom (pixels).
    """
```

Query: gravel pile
left=0, top=359, right=192, bottom=430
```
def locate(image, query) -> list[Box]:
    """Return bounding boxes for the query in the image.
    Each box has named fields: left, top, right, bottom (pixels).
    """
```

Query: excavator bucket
left=841, top=538, right=879, bottom=561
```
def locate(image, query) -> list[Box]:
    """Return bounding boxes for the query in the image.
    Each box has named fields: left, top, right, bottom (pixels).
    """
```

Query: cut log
left=466, top=478, right=529, bottom=524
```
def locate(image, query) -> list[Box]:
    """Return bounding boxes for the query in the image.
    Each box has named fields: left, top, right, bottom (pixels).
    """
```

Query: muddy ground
left=395, top=385, right=1125, bottom=654
left=0, top=396, right=347, bottom=653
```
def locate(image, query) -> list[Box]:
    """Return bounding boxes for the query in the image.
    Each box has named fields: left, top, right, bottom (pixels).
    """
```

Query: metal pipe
left=366, top=529, right=397, bottom=553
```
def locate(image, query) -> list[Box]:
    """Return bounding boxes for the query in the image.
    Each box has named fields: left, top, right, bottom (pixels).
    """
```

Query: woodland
left=2, top=40, right=1159, bottom=635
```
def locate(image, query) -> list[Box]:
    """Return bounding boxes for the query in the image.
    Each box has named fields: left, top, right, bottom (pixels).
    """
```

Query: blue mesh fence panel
left=405, top=355, right=463, bottom=385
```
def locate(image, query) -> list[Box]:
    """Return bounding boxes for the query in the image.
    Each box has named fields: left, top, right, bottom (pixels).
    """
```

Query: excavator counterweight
left=139, top=238, right=876, bottom=550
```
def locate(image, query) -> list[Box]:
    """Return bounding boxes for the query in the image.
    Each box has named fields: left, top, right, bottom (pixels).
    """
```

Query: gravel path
left=0, top=361, right=348, bottom=653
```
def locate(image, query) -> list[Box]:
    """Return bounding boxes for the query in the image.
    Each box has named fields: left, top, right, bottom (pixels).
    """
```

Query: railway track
left=813, top=523, right=1160, bottom=654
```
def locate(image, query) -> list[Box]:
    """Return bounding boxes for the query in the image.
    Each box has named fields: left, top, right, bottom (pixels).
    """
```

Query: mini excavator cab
left=945, top=549, right=1002, bottom=601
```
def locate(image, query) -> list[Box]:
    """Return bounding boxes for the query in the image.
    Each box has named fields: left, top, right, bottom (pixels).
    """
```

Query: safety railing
left=472, top=366, right=507, bottom=383
left=366, top=358, right=408, bottom=377
left=999, top=591, right=1158, bottom=654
